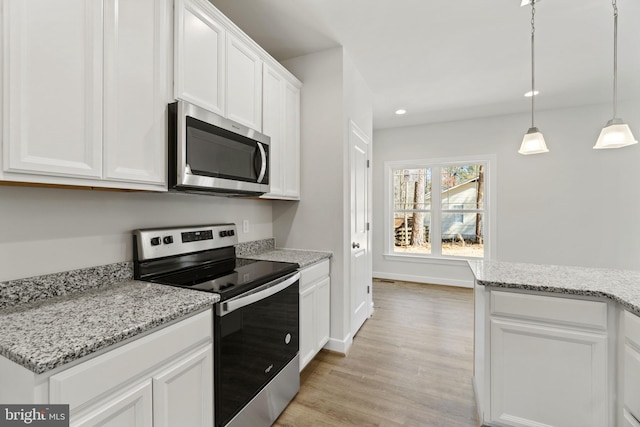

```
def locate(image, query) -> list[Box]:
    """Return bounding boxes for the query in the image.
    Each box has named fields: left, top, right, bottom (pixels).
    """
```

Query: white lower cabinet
left=152, top=345, right=213, bottom=427
left=624, top=311, right=640, bottom=426
left=72, top=380, right=154, bottom=427
left=45, top=310, right=213, bottom=427
left=484, top=290, right=610, bottom=427
left=299, top=259, right=330, bottom=371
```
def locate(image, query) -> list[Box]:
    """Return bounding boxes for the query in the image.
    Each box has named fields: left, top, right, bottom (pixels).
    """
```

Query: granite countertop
left=469, top=260, right=640, bottom=316
left=239, top=249, right=332, bottom=269
left=235, top=238, right=332, bottom=268
left=0, top=265, right=217, bottom=374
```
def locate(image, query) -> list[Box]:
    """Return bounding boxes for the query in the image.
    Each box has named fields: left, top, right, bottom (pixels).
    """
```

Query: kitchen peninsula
left=470, top=260, right=640, bottom=427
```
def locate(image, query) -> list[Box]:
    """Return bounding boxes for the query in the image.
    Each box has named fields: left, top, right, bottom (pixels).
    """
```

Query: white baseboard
left=323, top=333, right=352, bottom=355
left=372, top=271, right=474, bottom=288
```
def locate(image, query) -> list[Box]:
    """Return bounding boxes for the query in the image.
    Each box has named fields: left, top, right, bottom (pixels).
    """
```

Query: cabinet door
left=282, top=81, right=301, bottom=199
left=103, top=0, right=169, bottom=185
left=625, top=343, right=640, bottom=422
left=260, top=65, right=301, bottom=200
left=299, top=284, right=316, bottom=372
left=174, top=0, right=225, bottom=116
left=152, top=344, right=213, bottom=427
left=261, top=65, right=284, bottom=197
left=490, top=318, right=608, bottom=427
left=2, top=0, right=103, bottom=178
left=316, top=277, right=331, bottom=350
left=72, top=380, right=153, bottom=427
left=226, top=33, right=262, bottom=131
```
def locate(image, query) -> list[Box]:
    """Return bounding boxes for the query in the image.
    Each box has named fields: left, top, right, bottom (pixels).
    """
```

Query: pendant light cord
left=612, top=0, right=618, bottom=119
left=530, top=0, right=536, bottom=128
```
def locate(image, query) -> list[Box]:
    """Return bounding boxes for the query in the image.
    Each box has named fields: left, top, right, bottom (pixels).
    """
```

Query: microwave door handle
left=256, top=143, right=267, bottom=183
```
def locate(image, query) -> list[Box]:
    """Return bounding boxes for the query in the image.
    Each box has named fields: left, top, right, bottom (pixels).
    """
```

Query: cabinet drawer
left=490, top=291, right=607, bottom=330
left=300, top=259, right=330, bottom=288
left=50, top=310, right=212, bottom=409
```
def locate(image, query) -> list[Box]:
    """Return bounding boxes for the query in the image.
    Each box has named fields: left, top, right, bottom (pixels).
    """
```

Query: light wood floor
left=274, top=279, right=480, bottom=427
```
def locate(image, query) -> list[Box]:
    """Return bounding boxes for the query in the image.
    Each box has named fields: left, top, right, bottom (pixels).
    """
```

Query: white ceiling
left=210, top=0, right=640, bottom=130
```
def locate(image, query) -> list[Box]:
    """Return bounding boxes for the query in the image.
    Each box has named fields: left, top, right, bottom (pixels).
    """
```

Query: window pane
left=393, top=211, right=431, bottom=254
left=393, top=168, right=431, bottom=210
left=441, top=164, right=484, bottom=210
left=441, top=212, right=484, bottom=258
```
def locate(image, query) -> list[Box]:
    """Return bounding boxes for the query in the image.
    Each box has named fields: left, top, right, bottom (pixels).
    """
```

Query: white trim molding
left=373, top=271, right=474, bottom=289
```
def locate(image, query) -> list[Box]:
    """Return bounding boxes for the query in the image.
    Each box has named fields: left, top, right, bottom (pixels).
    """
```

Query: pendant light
left=519, top=0, right=549, bottom=155
left=594, top=0, right=637, bottom=149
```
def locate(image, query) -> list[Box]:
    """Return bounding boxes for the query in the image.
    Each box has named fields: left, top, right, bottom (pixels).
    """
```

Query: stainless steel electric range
left=133, top=224, right=300, bottom=427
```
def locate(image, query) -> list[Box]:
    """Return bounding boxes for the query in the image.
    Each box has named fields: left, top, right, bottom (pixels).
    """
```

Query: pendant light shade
left=594, top=118, right=638, bottom=149
left=519, top=127, right=549, bottom=155
left=594, top=0, right=637, bottom=149
left=519, top=0, right=548, bottom=155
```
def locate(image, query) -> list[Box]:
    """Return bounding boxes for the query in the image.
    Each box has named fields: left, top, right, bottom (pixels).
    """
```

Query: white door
left=350, top=121, right=371, bottom=337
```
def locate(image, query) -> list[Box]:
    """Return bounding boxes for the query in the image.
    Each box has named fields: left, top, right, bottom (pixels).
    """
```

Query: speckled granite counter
left=0, top=265, right=217, bottom=374
left=238, top=246, right=332, bottom=268
left=469, top=260, right=640, bottom=316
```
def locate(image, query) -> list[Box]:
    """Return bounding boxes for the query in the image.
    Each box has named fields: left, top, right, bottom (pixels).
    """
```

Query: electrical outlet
left=242, top=220, right=249, bottom=233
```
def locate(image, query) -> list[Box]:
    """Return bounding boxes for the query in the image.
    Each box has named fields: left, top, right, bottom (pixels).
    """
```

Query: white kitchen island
left=469, top=260, right=640, bottom=427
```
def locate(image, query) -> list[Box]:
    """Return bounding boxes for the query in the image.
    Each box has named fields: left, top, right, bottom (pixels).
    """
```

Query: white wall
left=373, top=101, right=640, bottom=285
left=0, top=185, right=273, bottom=281
left=275, top=48, right=347, bottom=348
left=275, top=47, right=373, bottom=352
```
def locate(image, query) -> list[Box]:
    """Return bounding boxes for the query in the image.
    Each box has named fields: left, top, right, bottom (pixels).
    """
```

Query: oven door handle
left=219, top=271, right=300, bottom=316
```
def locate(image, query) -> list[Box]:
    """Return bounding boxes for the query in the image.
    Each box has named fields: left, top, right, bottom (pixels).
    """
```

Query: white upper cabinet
left=103, top=0, right=169, bottom=185
left=261, top=64, right=301, bottom=200
left=174, top=0, right=225, bottom=116
left=175, top=1, right=265, bottom=132
left=0, top=0, right=170, bottom=190
left=282, top=81, right=301, bottom=199
left=225, top=33, right=262, bottom=132
left=262, top=65, right=284, bottom=197
left=2, top=0, right=103, bottom=179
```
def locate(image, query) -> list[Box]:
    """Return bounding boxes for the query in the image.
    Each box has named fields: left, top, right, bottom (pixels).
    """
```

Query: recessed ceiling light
left=395, top=109, right=407, bottom=115
left=524, top=90, right=539, bottom=97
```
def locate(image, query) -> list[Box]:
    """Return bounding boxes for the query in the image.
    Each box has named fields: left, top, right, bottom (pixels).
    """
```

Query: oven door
left=214, top=272, right=299, bottom=427
left=169, top=100, right=270, bottom=195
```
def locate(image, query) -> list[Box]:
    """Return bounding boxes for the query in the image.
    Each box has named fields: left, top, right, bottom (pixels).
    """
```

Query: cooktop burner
left=132, top=224, right=298, bottom=301
left=149, top=258, right=298, bottom=300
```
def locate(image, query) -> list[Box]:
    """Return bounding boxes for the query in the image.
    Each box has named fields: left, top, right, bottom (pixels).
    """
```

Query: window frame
left=383, top=155, right=496, bottom=261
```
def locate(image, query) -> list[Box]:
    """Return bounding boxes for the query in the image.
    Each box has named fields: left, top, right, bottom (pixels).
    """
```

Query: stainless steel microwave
left=168, top=100, right=270, bottom=196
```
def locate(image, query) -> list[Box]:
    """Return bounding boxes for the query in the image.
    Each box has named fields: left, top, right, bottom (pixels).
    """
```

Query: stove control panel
left=134, top=223, right=238, bottom=261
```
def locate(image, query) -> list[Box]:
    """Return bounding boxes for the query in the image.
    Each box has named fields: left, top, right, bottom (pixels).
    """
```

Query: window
left=386, top=157, right=492, bottom=259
